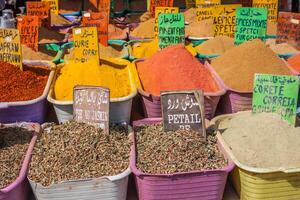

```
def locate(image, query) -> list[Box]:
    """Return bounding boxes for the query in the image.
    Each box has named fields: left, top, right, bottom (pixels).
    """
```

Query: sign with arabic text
left=72, top=27, right=99, bottom=64
left=252, top=74, right=299, bottom=125
left=276, top=12, right=300, bottom=49
left=26, top=1, right=51, bottom=27
left=161, top=90, right=206, bottom=138
left=0, top=28, right=22, bottom=70
left=42, top=0, right=58, bottom=15
left=196, top=0, right=220, bottom=7
left=158, top=13, right=185, bottom=49
left=150, top=0, right=174, bottom=17
left=17, top=16, right=39, bottom=51
left=155, top=7, right=179, bottom=38
left=252, top=0, right=278, bottom=23
left=82, top=12, right=109, bottom=46
left=74, top=86, right=110, bottom=133
left=235, top=7, right=267, bottom=45
left=213, top=4, right=241, bottom=38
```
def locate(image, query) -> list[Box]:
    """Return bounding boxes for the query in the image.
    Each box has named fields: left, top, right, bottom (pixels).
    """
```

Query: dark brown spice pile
left=29, top=121, right=130, bottom=187
left=135, top=124, right=227, bottom=174
left=0, top=126, right=33, bottom=188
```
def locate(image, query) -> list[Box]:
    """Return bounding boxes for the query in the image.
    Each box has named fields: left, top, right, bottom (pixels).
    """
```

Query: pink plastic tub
left=135, top=60, right=226, bottom=119
left=130, top=118, right=235, bottom=200
left=0, top=123, right=40, bottom=200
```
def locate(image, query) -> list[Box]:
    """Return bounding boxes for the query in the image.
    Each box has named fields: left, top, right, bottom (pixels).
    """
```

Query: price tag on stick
left=234, top=7, right=267, bottom=45
left=42, top=0, right=59, bottom=15
left=161, top=90, right=206, bottom=139
left=73, top=86, right=110, bottom=134
left=26, top=1, right=51, bottom=27
left=252, top=74, right=299, bottom=125
left=72, top=27, right=99, bottom=64
left=158, top=13, right=185, bottom=49
left=17, top=16, right=39, bottom=51
left=0, top=28, right=22, bottom=70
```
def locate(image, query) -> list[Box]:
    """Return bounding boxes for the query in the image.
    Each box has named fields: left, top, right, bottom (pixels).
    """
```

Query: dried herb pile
left=135, top=124, right=227, bottom=174
left=29, top=121, right=130, bottom=187
left=0, top=126, right=33, bottom=188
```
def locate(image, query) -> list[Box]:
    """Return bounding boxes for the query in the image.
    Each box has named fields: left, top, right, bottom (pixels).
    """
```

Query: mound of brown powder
left=195, top=36, right=234, bottom=55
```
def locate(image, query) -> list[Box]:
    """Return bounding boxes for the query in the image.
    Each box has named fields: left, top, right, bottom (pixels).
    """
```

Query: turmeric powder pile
left=54, top=59, right=132, bottom=101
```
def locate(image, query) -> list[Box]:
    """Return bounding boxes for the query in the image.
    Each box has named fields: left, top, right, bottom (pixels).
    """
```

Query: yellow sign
left=72, top=27, right=99, bottom=65
left=196, top=0, right=220, bottom=7
left=252, top=0, right=278, bottom=23
left=0, top=28, right=22, bottom=70
left=42, top=0, right=59, bottom=15
left=213, top=4, right=241, bottom=38
left=196, top=6, right=214, bottom=21
left=185, top=0, right=195, bottom=8
left=155, top=6, right=179, bottom=38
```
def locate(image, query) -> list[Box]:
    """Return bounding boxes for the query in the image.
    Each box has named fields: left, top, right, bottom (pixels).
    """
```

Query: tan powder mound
left=184, top=8, right=196, bottom=24
left=51, top=13, right=72, bottom=26
left=22, top=45, right=56, bottom=61
left=108, top=24, right=128, bottom=40
left=39, top=27, right=66, bottom=44
left=195, top=36, right=234, bottom=55
left=130, top=18, right=155, bottom=39
left=269, top=43, right=300, bottom=54
left=186, top=18, right=214, bottom=38
left=220, top=112, right=300, bottom=169
left=139, top=11, right=152, bottom=22
left=211, top=39, right=292, bottom=92
left=267, top=21, right=277, bottom=35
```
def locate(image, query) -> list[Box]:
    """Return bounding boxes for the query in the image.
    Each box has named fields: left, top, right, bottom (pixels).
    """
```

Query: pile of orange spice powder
left=136, top=44, right=220, bottom=96
left=0, top=61, right=50, bottom=102
left=288, top=53, right=300, bottom=73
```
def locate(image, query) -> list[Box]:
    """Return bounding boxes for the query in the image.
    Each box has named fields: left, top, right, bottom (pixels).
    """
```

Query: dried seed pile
left=135, top=124, right=227, bottom=174
left=0, top=126, right=32, bottom=188
left=29, top=121, right=130, bottom=186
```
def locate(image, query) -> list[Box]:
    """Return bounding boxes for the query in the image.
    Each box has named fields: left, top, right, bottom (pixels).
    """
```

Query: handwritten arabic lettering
left=167, top=95, right=199, bottom=111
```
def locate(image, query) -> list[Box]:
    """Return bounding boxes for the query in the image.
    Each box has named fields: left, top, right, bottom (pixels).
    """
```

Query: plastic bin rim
left=133, top=59, right=226, bottom=97
left=188, top=36, right=214, bottom=41
left=211, top=111, right=300, bottom=174
left=0, top=123, right=40, bottom=193
left=0, top=60, right=55, bottom=108
left=129, top=118, right=235, bottom=177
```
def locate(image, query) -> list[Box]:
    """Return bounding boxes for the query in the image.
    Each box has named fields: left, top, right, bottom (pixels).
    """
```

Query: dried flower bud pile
left=135, top=124, right=227, bottom=174
left=0, top=126, right=33, bottom=188
left=29, top=121, right=130, bottom=187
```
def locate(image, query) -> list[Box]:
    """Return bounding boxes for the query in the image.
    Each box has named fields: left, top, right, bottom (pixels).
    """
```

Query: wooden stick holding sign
left=73, top=86, right=110, bottom=134
left=161, top=90, right=206, bottom=139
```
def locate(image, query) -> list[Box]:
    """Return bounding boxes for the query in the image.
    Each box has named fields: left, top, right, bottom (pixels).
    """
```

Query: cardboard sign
left=82, top=12, right=109, bottom=46
left=72, top=27, right=99, bottom=64
left=196, top=0, right=220, bottom=7
left=155, top=7, right=179, bottom=38
left=0, top=28, right=22, bottom=70
left=234, top=7, right=267, bottom=45
left=213, top=4, right=241, bottom=38
left=88, top=0, right=111, bottom=14
left=42, top=0, right=58, bottom=15
left=150, top=0, right=174, bottom=17
left=185, top=0, right=196, bottom=8
left=161, top=90, right=206, bottom=138
left=26, top=1, right=51, bottom=27
left=252, top=74, right=299, bottom=125
left=158, top=13, right=185, bottom=49
left=73, top=86, right=110, bottom=133
left=277, top=12, right=300, bottom=49
left=252, top=0, right=278, bottom=23
left=17, top=16, right=39, bottom=51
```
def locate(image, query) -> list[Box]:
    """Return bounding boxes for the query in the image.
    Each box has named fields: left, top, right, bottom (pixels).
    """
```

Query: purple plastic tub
left=134, top=60, right=226, bottom=119
left=0, top=61, right=55, bottom=124
left=0, top=123, right=40, bottom=200
left=130, top=118, right=235, bottom=200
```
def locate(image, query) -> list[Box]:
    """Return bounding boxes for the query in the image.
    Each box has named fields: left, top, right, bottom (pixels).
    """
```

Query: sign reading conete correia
left=234, top=7, right=267, bottom=45
left=252, top=74, right=299, bottom=125
left=158, top=13, right=185, bottom=49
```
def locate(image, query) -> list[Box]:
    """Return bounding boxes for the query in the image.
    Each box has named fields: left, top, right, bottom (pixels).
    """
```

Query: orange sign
left=87, top=0, right=110, bottom=15
left=150, top=0, right=174, bottom=17
left=26, top=1, right=51, bottom=27
left=17, top=16, right=39, bottom=51
left=82, top=12, right=109, bottom=46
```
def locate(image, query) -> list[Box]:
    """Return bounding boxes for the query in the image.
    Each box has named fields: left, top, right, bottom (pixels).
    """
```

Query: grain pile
left=195, top=36, right=234, bottom=55
left=22, top=45, right=56, bottom=61
left=186, top=19, right=214, bottom=38
left=269, top=43, right=299, bottom=54
left=130, top=18, right=155, bottom=39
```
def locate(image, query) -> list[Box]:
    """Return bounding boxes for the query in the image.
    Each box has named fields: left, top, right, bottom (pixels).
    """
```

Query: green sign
left=235, top=7, right=267, bottom=45
left=252, top=74, right=299, bottom=125
left=158, top=13, right=185, bottom=49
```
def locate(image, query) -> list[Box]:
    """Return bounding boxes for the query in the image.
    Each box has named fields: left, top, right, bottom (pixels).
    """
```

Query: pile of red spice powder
left=0, top=61, right=50, bottom=102
left=136, top=44, right=220, bottom=96
left=287, top=53, right=300, bottom=73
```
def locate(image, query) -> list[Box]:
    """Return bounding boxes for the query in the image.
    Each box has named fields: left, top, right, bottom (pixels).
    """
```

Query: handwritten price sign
left=17, top=16, right=39, bottom=51
left=154, top=7, right=179, bottom=38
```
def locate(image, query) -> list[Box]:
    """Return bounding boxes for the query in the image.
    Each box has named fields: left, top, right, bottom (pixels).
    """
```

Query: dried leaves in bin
left=0, top=126, right=33, bottom=188
left=135, top=124, right=227, bottom=174
left=29, top=121, right=130, bottom=187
